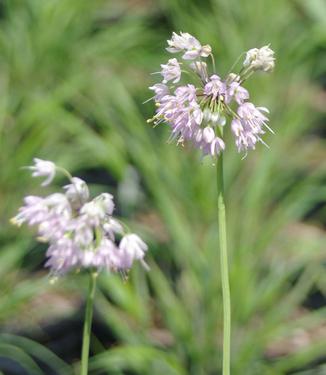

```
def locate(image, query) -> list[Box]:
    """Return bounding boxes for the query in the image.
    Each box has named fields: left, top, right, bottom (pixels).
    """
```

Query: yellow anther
left=49, top=277, right=58, bottom=285
left=10, top=217, right=21, bottom=227
left=37, top=236, right=48, bottom=243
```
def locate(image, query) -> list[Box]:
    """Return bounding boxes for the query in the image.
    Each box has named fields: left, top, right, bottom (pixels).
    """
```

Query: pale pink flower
left=149, top=32, right=275, bottom=156
left=149, top=83, right=169, bottom=101
left=160, top=58, right=181, bottom=84
left=166, top=32, right=212, bottom=60
left=204, top=75, right=226, bottom=100
left=231, top=103, right=272, bottom=152
left=12, top=162, right=148, bottom=276
left=64, top=177, right=89, bottom=209
left=243, top=45, right=275, bottom=72
left=28, top=158, right=56, bottom=186
left=118, top=234, right=148, bottom=269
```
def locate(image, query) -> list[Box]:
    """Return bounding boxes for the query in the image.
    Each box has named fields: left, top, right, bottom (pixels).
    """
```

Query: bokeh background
left=0, top=0, right=325, bottom=374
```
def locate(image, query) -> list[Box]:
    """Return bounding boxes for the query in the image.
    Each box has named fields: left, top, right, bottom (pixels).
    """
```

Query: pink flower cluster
left=12, top=159, right=148, bottom=276
left=149, top=32, right=275, bottom=156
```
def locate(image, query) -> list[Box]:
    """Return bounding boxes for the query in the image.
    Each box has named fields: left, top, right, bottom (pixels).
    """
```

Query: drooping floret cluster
left=149, top=32, right=275, bottom=156
left=11, top=159, right=148, bottom=277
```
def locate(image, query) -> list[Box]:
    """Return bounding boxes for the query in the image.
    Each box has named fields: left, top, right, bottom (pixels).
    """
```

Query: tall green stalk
left=216, top=153, right=231, bottom=375
left=81, top=272, right=97, bottom=375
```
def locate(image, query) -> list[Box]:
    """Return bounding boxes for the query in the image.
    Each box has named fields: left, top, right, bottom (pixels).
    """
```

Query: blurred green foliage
left=0, top=0, right=325, bottom=374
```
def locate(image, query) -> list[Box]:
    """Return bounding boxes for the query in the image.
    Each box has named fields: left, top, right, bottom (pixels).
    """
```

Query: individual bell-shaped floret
left=64, top=177, right=89, bottom=209
left=160, top=58, right=181, bottom=84
left=118, top=234, right=148, bottom=269
left=149, top=83, right=169, bottom=101
left=81, top=193, right=115, bottom=226
left=28, top=158, right=56, bottom=186
left=166, top=31, right=212, bottom=60
left=243, top=45, right=275, bottom=72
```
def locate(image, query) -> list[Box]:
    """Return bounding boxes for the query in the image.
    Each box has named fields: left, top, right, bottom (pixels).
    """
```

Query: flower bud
left=28, top=158, right=56, bottom=186
left=190, top=61, right=208, bottom=82
left=64, top=177, right=89, bottom=209
left=202, top=127, right=215, bottom=143
left=243, top=45, right=275, bottom=72
left=118, top=234, right=148, bottom=269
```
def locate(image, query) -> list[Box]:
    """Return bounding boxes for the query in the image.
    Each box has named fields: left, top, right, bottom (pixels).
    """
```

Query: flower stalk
left=149, top=31, right=275, bottom=374
left=12, top=159, right=149, bottom=373
left=81, top=271, right=98, bottom=375
left=9, top=29, right=276, bottom=375
left=216, top=150, right=231, bottom=375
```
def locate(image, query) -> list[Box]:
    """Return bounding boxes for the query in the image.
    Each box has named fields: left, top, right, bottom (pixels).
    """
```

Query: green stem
left=216, top=152, right=231, bottom=375
left=210, top=53, right=216, bottom=74
left=81, top=272, right=97, bottom=375
left=56, top=166, right=74, bottom=181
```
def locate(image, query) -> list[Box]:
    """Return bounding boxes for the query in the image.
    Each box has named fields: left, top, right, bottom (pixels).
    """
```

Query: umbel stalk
left=81, top=272, right=97, bottom=375
left=216, top=153, right=231, bottom=375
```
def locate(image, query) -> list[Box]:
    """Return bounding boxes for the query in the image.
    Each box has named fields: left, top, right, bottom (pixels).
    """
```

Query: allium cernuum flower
left=28, top=158, right=56, bottom=186
left=160, top=58, right=181, bottom=84
left=11, top=160, right=148, bottom=276
left=243, top=45, right=275, bottom=72
left=167, top=32, right=212, bottom=60
left=64, top=177, right=89, bottom=209
left=119, top=234, right=148, bottom=269
left=149, top=32, right=275, bottom=156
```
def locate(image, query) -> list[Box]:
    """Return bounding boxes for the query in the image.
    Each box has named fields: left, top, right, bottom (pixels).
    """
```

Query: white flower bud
left=190, top=61, right=208, bottom=82
left=243, top=45, right=275, bottom=72
left=81, top=193, right=115, bottom=226
left=202, top=127, right=215, bottom=143
left=95, top=193, right=115, bottom=215
left=195, top=129, right=203, bottom=143
left=166, top=32, right=212, bottom=60
left=28, top=158, right=56, bottom=186
left=118, top=234, right=148, bottom=269
left=226, top=73, right=240, bottom=83
left=103, top=218, right=123, bottom=240
left=81, top=200, right=105, bottom=226
left=160, top=58, right=181, bottom=84
left=201, top=44, right=212, bottom=57
left=64, top=177, right=89, bottom=209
